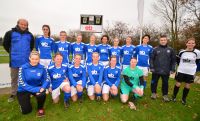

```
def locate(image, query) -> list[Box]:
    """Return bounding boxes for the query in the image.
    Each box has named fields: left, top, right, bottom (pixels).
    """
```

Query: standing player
left=53, top=31, right=71, bottom=64
left=121, top=36, right=135, bottom=70
left=71, top=34, right=85, bottom=64
left=85, top=35, right=98, bottom=65
left=102, top=56, right=121, bottom=101
left=17, top=51, right=49, bottom=116
left=68, top=54, right=86, bottom=103
left=35, top=25, right=54, bottom=68
left=109, top=37, right=122, bottom=68
left=48, top=53, right=71, bottom=108
left=133, top=35, right=153, bottom=89
left=172, top=38, right=200, bottom=105
left=87, top=52, right=104, bottom=100
left=97, top=35, right=111, bottom=67
left=150, top=35, right=176, bottom=102
left=120, top=58, right=144, bottom=110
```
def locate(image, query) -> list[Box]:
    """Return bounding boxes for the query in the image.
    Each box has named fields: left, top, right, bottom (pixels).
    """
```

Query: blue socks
left=144, top=81, right=147, bottom=89
left=64, top=92, right=71, bottom=102
left=96, top=93, right=101, bottom=97
left=77, top=92, right=83, bottom=99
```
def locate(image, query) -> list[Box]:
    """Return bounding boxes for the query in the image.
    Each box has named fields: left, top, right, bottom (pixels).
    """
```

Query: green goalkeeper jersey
left=121, top=66, right=143, bottom=89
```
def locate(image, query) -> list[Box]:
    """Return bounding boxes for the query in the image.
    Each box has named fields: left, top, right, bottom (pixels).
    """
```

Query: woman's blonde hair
left=29, top=51, right=40, bottom=58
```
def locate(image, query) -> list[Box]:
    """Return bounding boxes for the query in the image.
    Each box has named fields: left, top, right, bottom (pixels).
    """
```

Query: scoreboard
left=80, top=14, right=103, bottom=33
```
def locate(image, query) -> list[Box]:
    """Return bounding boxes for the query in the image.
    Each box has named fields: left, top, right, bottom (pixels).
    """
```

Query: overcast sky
left=0, top=0, right=158, bottom=37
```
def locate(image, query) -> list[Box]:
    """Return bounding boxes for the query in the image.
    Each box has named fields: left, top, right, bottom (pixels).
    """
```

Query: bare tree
left=152, top=0, right=183, bottom=49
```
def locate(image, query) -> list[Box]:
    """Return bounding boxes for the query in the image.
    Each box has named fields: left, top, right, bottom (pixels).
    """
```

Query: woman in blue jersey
left=109, top=37, right=122, bottom=69
left=172, top=38, right=200, bottom=105
left=87, top=52, right=104, bottom=101
left=133, top=34, right=153, bottom=89
left=35, top=25, right=54, bottom=68
left=102, top=56, right=121, bottom=101
left=121, top=36, right=135, bottom=70
left=85, top=35, right=98, bottom=65
left=17, top=51, right=49, bottom=117
left=48, top=53, right=71, bottom=108
left=97, top=35, right=111, bottom=67
left=53, top=31, right=71, bottom=64
left=70, top=34, right=85, bottom=65
left=68, top=54, right=86, bottom=103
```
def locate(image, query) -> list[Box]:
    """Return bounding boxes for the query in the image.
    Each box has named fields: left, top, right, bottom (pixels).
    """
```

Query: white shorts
left=87, top=85, right=94, bottom=96
left=122, top=65, right=129, bottom=70
left=137, top=66, right=149, bottom=77
left=100, top=61, right=109, bottom=67
left=71, top=80, right=83, bottom=96
left=70, top=86, right=77, bottom=96
left=52, top=81, right=70, bottom=99
left=40, top=59, right=51, bottom=68
left=102, top=84, right=110, bottom=94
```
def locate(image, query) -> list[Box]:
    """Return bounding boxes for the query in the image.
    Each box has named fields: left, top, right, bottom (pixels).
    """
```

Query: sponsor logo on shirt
left=91, top=70, right=98, bottom=75
left=108, top=73, right=115, bottom=78
left=124, top=50, right=129, bottom=55
left=41, top=42, right=49, bottom=47
left=53, top=73, right=61, bottom=79
left=139, top=51, right=146, bottom=55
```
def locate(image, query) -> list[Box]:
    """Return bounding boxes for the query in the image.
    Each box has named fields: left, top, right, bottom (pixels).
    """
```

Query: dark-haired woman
left=35, top=25, right=54, bottom=68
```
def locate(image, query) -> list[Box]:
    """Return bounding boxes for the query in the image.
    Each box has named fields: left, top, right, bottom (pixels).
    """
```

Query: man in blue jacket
left=3, top=19, right=34, bottom=102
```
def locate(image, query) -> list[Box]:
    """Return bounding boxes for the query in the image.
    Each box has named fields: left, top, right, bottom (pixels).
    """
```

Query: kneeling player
left=120, top=58, right=144, bottom=110
left=102, top=56, right=121, bottom=101
left=48, top=53, right=71, bottom=108
left=68, top=54, right=86, bottom=103
left=87, top=52, right=104, bottom=101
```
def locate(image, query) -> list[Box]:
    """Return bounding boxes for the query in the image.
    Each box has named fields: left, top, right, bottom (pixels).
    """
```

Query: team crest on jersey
left=63, top=70, right=66, bottom=73
left=115, top=71, right=118, bottom=74
left=167, top=50, right=171, bottom=53
left=41, top=42, right=49, bottom=47
left=37, top=73, right=41, bottom=77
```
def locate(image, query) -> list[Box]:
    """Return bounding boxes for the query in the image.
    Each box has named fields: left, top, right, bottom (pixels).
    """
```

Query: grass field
left=0, top=46, right=9, bottom=63
left=0, top=78, right=200, bottom=121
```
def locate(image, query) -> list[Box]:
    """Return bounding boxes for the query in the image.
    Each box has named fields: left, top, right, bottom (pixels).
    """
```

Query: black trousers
left=17, top=91, right=46, bottom=114
left=151, top=73, right=169, bottom=96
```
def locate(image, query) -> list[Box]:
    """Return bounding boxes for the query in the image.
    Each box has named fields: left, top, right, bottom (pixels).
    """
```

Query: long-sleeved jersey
left=70, top=42, right=85, bottom=60
left=35, top=35, right=54, bottom=59
left=121, top=45, right=135, bottom=65
left=87, top=63, right=104, bottom=86
left=18, top=63, right=50, bottom=93
left=104, top=66, right=121, bottom=87
left=134, top=44, right=153, bottom=67
left=85, top=44, right=98, bottom=63
left=68, top=64, right=86, bottom=87
left=54, top=41, right=71, bottom=64
left=47, top=63, right=68, bottom=90
left=97, top=44, right=111, bottom=61
left=109, top=46, right=122, bottom=66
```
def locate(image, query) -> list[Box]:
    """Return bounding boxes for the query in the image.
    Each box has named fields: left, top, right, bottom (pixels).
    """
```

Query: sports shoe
left=163, top=95, right=170, bottom=102
left=79, top=97, right=83, bottom=104
left=128, top=101, right=137, bottom=110
left=151, top=93, right=157, bottom=100
left=37, top=109, right=45, bottom=117
left=8, top=95, right=15, bottom=103
left=96, top=96, right=101, bottom=101
left=64, top=101, right=70, bottom=109
left=171, top=96, right=176, bottom=102
left=182, top=99, right=186, bottom=105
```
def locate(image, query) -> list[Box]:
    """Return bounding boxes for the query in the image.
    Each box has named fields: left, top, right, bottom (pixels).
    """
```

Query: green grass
left=0, top=46, right=9, bottom=63
left=0, top=77, right=200, bottom=121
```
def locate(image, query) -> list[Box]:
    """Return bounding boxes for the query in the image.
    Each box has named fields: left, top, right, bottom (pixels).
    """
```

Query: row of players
left=17, top=52, right=144, bottom=115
